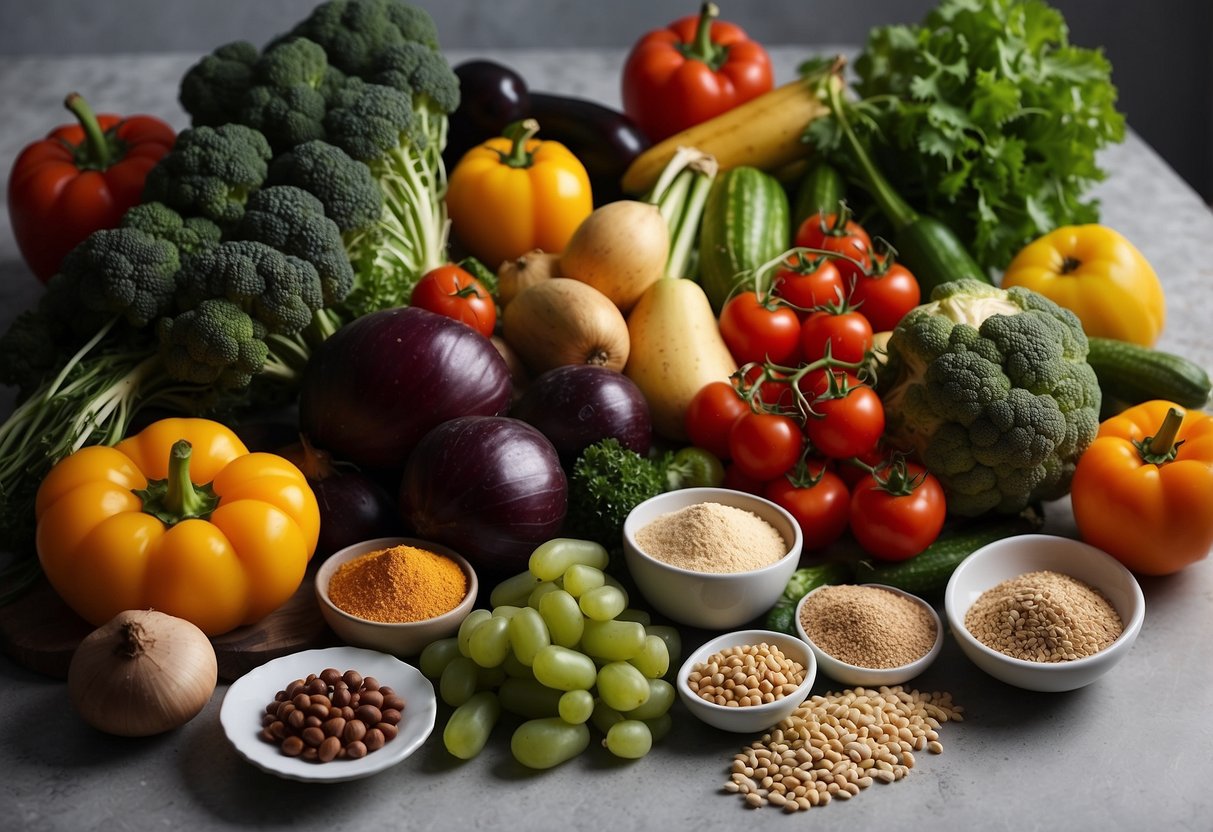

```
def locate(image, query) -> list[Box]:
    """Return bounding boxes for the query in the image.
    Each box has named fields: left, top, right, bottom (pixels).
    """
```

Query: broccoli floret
left=59, top=227, right=181, bottom=330
left=878, top=279, right=1101, bottom=516
left=254, top=36, right=329, bottom=89
left=179, top=40, right=259, bottom=126
left=120, top=202, right=222, bottom=257
left=235, top=186, right=354, bottom=307
left=143, top=124, right=272, bottom=226
left=566, top=438, right=667, bottom=549
left=0, top=308, right=74, bottom=397
left=372, top=40, right=460, bottom=121
left=323, top=78, right=413, bottom=162
left=238, top=37, right=338, bottom=153
left=286, top=0, right=440, bottom=77
left=265, top=140, right=383, bottom=233
left=158, top=298, right=270, bottom=389
left=175, top=240, right=324, bottom=335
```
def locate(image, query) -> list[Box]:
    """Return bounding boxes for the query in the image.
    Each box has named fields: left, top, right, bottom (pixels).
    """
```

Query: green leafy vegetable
left=806, top=0, right=1124, bottom=272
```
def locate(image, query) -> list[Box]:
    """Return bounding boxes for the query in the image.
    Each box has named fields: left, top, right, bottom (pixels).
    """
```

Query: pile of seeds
left=722, top=686, right=963, bottom=811
left=798, top=584, right=938, bottom=669
left=964, top=570, right=1123, bottom=662
left=688, top=643, right=805, bottom=707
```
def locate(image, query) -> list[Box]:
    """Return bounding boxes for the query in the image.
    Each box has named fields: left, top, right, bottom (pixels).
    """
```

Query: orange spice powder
left=328, top=544, right=468, bottom=623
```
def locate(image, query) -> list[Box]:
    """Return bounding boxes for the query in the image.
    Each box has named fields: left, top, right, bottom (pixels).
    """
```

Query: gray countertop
left=2, top=48, right=1212, bottom=832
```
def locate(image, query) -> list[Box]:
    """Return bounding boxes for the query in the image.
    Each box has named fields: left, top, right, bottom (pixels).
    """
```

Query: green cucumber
left=791, top=159, right=846, bottom=230
left=698, top=166, right=790, bottom=312
left=853, top=510, right=1044, bottom=596
left=1086, top=336, right=1211, bottom=411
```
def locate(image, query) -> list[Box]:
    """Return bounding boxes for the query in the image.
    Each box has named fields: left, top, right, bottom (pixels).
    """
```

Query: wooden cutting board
left=0, top=569, right=335, bottom=682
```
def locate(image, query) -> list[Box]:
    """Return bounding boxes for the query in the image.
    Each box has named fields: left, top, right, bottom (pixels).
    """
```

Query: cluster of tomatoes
left=688, top=209, right=946, bottom=562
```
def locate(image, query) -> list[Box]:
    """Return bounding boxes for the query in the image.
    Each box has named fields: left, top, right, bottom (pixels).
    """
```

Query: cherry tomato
left=719, top=291, right=801, bottom=365
left=728, top=411, right=803, bottom=482
left=685, top=381, right=749, bottom=460
left=800, top=308, right=874, bottom=364
left=834, top=441, right=894, bottom=489
left=410, top=264, right=497, bottom=337
left=771, top=255, right=844, bottom=316
left=852, top=255, right=920, bottom=333
left=764, top=462, right=850, bottom=551
left=722, top=462, right=768, bottom=496
left=794, top=210, right=872, bottom=286
left=737, top=365, right=796, bottom=414
left=803, top=371, right=885, bottom=460
left=849, top=462, right=946, bottom=561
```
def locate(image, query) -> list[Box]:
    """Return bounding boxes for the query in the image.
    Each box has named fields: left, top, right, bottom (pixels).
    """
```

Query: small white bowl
left=316, top=537, right=478, bottom=658
left=622, top=487, right=803, bottom=630
left=794, top=584, right=944, bottom=686
left=676, top=629, right=817, bottom=734
left=944, top=534, right=1145, bottom=692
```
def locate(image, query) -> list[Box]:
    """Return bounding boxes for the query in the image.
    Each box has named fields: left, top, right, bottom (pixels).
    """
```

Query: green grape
left=529, top=538, right=609, bottom=581
left=604, top=719, right=652, bottom=759
left=580, top=619, right=646, bottom=662
left=468, top=615, right=511, bottom=668
left=532, top=645, right=597, bottom=691
left=511, top=718, right=590, bottom=769
left=624, top=679, right=674, bottom=720
left=498, top=677, right=562, bottom=718
left=629, top=634, right=670, bottom=679
left=643, top=712, right=673, bottom=743
left=601, top=572, right=630, bottom=607
left=476, top=664, right=506, bottom=690
left=562, top=563, right=605, bottom=598
left=508, top=606, right=550, bottom=666
left=615, top=608, right=652, bottom=625
left=579, top=585, right=627, bottom=622
left=538, top=589, right=584, bottom=647
left=490, top=569, right=543, bottom=608
left=458, top=609, right=492, bottom=657
left=419, top=637, right=460, bottom=680
left=596, top=661, right=651, bottom=711
left=502, top=650, right=534, bottom=679
left=645, top=625, right=682, bottom=672
left=443, top=691, right=500, bottom=760
left=527, top=581, right=562, bottom=608
left=591, top=698, right=625, bottom=734
left=439, top=655, right=479, bottom=707
left=558, top=689, right=594, bottom=725
left=491, top=604, right=523, bottom=619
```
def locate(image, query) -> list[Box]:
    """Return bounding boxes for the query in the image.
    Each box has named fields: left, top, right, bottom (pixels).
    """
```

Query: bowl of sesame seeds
left=944, top=533, right=1145, bottom=692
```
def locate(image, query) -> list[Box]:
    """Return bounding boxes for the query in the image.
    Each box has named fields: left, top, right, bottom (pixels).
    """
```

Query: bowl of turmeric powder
left=316, top=537, right=479, bottom=658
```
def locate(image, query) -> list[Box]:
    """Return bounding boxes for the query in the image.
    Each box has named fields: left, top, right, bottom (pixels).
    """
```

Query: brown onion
left=68, top=610, right=218, bottom=737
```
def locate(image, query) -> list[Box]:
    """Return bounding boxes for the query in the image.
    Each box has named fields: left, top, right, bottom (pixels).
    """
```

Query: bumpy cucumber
left=791, top=159, right=846, bottom=230
left=1086, top=336, right=1211, bottom=410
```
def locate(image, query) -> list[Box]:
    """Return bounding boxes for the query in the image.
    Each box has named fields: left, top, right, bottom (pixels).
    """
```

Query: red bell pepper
left=7, top=93, right=175, bottom=283
left=621, top=2, right=773, bottom=142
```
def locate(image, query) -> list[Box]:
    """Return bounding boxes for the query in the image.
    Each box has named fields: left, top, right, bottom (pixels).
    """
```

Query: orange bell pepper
left=34, top=418, right=320, bottom=635
left=1071, top=400, right=1213, bottom=575
left=445, top=118, right=592, bottom=268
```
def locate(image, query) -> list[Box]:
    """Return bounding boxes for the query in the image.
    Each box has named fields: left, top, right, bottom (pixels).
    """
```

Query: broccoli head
left=179, top=40, right=259, bottom=126
left=371, top=40, right=459, bottom=120
left=254, top=36, right=329, bottom=89
left=238, top=37, right=340, bottom=153
left=566, top=438, right=667, bottom=549
left=120, top=202, right=222, bottom=257
left=175, top=240, right=324, bottom=335
left=265, top=139, right=383, bottom=233
left=286, top=0, right=440, bottom=77
left=158, top=298, right=270, bottom=389
left=323, top=77, right=413, bottom=162
left=235, top=186, right=354, bottom=307
left=142, top=124, right=273, bottom=226
left=877, top=279, right=1101, bottom=517
left=58, top=227, right=181, bottom=330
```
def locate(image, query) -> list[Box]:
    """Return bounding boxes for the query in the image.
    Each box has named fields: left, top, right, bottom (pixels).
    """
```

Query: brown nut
left=354, top=705, right=382, bottom=725
left=376, top=722, right=398, bottom=741
left=288, top=709, right=306, bottom=730
left=320, top=668, right=343, bottom=685
left=302, top=746, right=319, bottom=761
left=381, top=709, right=402, bottom=726
left=359, top=689, right=384, bottom=709
left=305, top=678, right=328, bottom=696
left=280, top=735, right=305, bottom=757
left=364, top=728, right=385, bottom=752
left=292, top=693, right=311, bottom=710
left=301, top=726, right=326, bottom=748
left=343, top=720, right=367, bottom=744
left=318, top=736, right=342, bottom=763
left=345, top=741, right=368, bottom=759
left=332, top=687, right=352, bottom=708
left=362, top=676, right=381, bottom=692
left=342, top=670, right=363, bottom=689
left=304, top=715, right=322, bottom=729
left=383, top=695, right=406, bottom=712
left=323, top=717, right=346, bottom=738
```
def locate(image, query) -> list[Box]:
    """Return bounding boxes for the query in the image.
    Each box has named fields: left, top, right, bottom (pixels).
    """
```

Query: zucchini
left=853, top=509, right=1044, bottom=595
left=791, top=159, right=846, bottom=230
left=1086, top=336, right=1212, bottom=411
left=764, top=561, right=850, bottom=634
left=697, top=166, right=790, bottom=312
left=622, top=79, right=829, bottom=196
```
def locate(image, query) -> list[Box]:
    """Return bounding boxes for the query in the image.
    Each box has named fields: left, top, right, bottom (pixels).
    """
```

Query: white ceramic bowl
left=676, top=629, right=817, bottom=734
left=316, top=537, right=478, bottom=658
left=622, top=487, right=803, bottom=630
left=944, top=534, right=1145, bottom=692
left=794, top=584, right=944, bottom=687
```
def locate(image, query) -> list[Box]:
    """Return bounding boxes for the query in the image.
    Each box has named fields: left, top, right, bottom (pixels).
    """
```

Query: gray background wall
left=2, top=0, right=1209, bottom=201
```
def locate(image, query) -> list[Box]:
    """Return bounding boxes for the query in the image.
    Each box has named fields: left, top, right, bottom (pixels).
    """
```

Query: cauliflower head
left=878, top=279, right=1101, bottom=516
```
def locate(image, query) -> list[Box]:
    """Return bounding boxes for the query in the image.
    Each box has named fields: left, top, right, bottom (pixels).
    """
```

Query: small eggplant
left=448, top=59, right=651, bottom=205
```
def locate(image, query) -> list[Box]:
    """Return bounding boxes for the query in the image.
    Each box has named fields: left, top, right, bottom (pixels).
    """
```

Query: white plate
left=220, top=646, right=437, bottom=782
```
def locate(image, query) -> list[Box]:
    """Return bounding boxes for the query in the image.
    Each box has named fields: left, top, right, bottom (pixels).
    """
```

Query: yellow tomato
left=35, top=418, right=320, bottom=636
left=1001, top=225, right=1165, bottom=346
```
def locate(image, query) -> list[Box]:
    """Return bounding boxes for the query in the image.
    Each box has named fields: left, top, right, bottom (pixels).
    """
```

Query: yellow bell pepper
left=1001, top=225, right=1165, bottom=346
left=34, top=418, right=320, bottom=636
left=446, top=118, right=593, bottom=269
